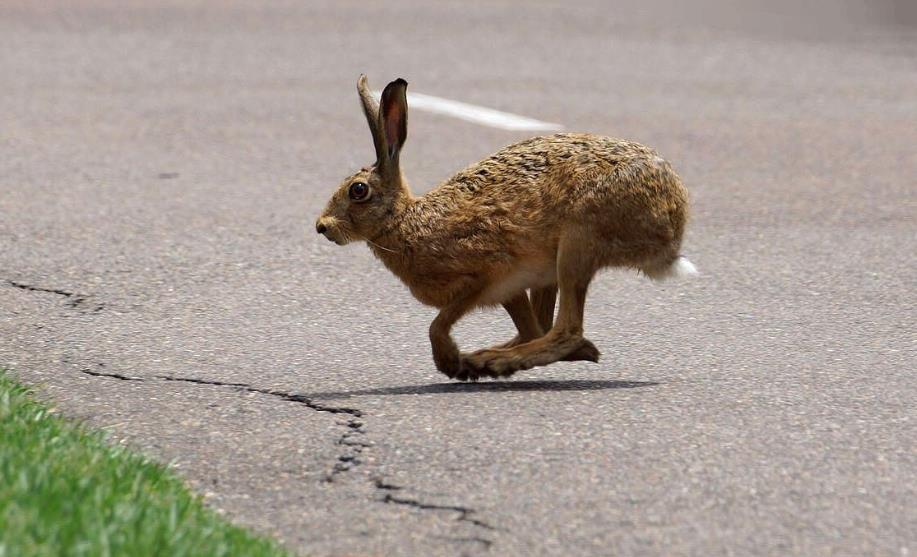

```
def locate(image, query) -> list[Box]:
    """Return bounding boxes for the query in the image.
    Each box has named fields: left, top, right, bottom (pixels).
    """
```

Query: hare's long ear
left=378, top=78, right=408, bottom=176
left=357, top=75, right=385, bottom=163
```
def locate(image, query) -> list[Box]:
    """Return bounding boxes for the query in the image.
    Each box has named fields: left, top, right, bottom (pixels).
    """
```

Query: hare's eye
left=349, top=182, right=370, bottom=202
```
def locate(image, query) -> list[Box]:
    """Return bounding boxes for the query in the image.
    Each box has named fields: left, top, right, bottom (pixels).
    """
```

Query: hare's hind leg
left=529, top=285, right=599, bottom=363
left=465, top=234, right=601, bottom=375
left=456, top=293, right=542, bottom=380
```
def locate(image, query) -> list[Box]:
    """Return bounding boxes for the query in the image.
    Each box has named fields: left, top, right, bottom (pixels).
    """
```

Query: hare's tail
left=642, top=256, right=698, bottom=281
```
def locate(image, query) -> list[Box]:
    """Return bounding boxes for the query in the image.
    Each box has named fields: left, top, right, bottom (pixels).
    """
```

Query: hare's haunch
left=317, top=76, right=697, bottom=381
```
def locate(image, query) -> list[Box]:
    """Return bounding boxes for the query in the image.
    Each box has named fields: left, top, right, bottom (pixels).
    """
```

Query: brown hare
left=316, top=76, right=696, bottom=381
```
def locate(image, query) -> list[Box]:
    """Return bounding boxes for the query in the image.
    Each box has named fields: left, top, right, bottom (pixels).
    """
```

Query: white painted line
left=374, top=90, right=563, bottom=132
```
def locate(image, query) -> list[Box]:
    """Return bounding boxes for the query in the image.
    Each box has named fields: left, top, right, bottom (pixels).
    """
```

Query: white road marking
left=374, top=90, right=563, bottom=132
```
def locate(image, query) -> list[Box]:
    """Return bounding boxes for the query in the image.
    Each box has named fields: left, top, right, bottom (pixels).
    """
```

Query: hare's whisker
left=366, top=238, right=399, bottom=253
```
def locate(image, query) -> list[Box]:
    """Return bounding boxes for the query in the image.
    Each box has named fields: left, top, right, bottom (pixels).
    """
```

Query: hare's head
left=316, top=76, right=409, bottom=245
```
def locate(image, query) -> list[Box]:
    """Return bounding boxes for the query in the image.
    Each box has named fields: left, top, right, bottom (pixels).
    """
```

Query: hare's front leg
left=491, top=292, right=545, bottom=350
left=429, top=290, right=482, bottom=381
left=530, top=285, right=557, bottom=333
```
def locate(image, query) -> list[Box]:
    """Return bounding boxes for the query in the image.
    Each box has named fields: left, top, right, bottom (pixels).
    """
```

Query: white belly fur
left=479, top=264, right=557, bottom=306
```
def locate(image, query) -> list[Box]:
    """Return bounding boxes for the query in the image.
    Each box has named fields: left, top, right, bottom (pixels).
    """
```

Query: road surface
left=1, top=1, right=915, bottom=555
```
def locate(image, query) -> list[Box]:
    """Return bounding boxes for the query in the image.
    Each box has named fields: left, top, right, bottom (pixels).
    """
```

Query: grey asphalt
left=2, top=2, right=915, bottom=556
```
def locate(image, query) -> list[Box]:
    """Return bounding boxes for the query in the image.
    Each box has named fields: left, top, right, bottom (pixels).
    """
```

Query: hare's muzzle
left=315, top=216, right=345, bottom=245
left=315, top=216, right=333, bottom=237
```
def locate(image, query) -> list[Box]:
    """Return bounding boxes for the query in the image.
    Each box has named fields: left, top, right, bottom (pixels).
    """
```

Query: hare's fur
left=317, top=76, right=695, bottom=381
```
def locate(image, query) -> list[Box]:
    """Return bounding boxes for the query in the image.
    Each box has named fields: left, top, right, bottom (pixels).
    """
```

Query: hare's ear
left=378, top=78, right=408, bottom=174
left=357, top=75, right=385, bottom=163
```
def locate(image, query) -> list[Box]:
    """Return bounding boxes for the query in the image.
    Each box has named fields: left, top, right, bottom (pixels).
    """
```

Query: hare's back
left=446, top=132, right=687, bottom=246
left=442, top=133, right=661, bottom=195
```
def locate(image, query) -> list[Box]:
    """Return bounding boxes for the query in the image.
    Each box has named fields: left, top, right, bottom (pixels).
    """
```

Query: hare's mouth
left=320, top=231, right=346, bottom=245
left=320, top=227, right=351, bottom=246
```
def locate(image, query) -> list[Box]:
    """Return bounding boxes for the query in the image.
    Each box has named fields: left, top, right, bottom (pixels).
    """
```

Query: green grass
left=0, top=370, right=295, bottom=557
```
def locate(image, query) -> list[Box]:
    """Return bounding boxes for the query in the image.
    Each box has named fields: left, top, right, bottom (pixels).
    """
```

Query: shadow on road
left=308, top=379, right=658, bottom=399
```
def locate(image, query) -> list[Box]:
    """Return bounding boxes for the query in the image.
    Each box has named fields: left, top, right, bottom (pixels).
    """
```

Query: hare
left=316, top=76, right=696, bottom=381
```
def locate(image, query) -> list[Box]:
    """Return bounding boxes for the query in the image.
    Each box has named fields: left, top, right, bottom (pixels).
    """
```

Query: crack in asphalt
left=156, top=375, right=372, bottom=483
left=80, top=369, right=367, bottom=480
left=373, top=472, right=498, bottom=539
left=325, top=418, right=370, bottom=482
left=82, top=368, right=143, bottom=381
left=434, top=535, right=494, bottom=549
left=380, top=491, right=497, bottom=532
left=7, top=279, right=104, bottom=312
left=154, top=375, right=369, bottom=481
left=156, top=375, right=363, bottom=416
left=373, top=478, right=404, bottom=491
left=81, top=368, right=499, bottom=545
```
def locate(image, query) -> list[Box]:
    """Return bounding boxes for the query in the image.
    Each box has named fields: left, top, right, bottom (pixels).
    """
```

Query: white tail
left=643, top=256, right=698, bottom=281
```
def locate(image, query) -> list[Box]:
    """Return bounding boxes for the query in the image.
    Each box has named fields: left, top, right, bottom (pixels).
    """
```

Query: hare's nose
left=316, top=222, right=327, bottom=234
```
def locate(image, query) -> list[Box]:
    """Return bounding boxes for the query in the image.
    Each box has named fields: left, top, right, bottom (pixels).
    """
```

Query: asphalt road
left=2, top=2, right=915, bottom=556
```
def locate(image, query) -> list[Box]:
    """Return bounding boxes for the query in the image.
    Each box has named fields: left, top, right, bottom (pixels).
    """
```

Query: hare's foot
left=433, top=349, right=462, bottom=379
left=436, top=347, right=500, bottom=382
left=561, top=338, right=601, bottom=362
left=434, top=336, right=518, bottom=381
left=451, top=336, right=529, bottom=380
left=466, top=332, right=596, bottom=371
left=465, top=334, right=599, bottom=376
left=450, top=358, right=501, bottom=382
left=461, top=347, right=522, bottom=378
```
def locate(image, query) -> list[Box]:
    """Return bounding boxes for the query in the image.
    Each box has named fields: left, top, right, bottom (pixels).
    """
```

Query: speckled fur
left=317, top=76, right=694, bottom=380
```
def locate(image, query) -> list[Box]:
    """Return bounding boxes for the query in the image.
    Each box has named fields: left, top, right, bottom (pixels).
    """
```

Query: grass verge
left=0, top=369, right=294, bottom=557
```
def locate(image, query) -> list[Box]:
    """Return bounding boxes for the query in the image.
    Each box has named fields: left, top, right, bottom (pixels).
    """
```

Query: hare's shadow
left=308, top=379, right=657, bottom=400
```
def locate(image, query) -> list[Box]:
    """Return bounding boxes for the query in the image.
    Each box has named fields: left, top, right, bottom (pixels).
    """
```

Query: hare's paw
left=561, top=338, right=601, bottom=363
left=463, top=348, right=528, bottom=377
left=513, top=336, right=598, bottom=369
left=432, top=348, right=463, bottom=379
left=451, top=357, right=497, bottom=382
left=466, top=336, right=599, bottom=375
left=434, top=350, right=496, bottom=382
